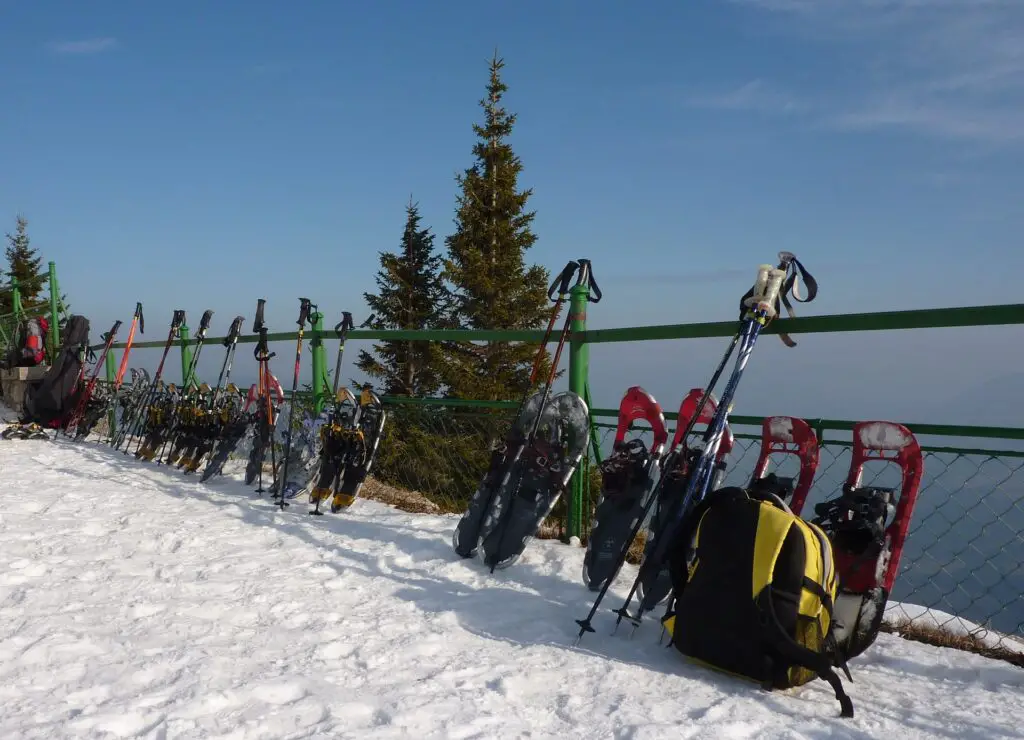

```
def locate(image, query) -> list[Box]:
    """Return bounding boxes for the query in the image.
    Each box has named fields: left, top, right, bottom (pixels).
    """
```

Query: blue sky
left=2, top=0, right=1023, bottom=427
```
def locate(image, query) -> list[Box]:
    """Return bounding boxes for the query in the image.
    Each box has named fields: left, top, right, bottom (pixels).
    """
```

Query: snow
left=1, top=437, right=1022, bottom=739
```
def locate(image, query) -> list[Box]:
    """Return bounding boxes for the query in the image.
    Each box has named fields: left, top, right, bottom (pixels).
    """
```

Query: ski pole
left=275, top=297, right=313, bottom=509
left=331, top=311, right=355, bottom=397
left=485, top=260, right=599, bottom=572
left=613, top=261, right=794, bottom=630
left=115, top=309, right=185, bottom=451
left=64, top=320, right=123, bottom=436
left=573, top=336, right=740, bottom=642
left=251, top=298, right=279, bottom=495
left=157, top=309, right=214, bottom=464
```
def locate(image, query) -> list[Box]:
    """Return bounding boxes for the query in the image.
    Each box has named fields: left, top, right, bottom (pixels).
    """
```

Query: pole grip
left=171, top=310, right=186, bottom=330
left=253, top=298, right=266, bottom=333
left=548, top=260, right=580, bottom=300
left=759, top=268, right=787, bottom=316
left=197, top=309, right=214, bottom=339
left=335, top=311, right=355, bottom=337
left=297, top=298, right=312, bottom=327
left=135, top=302, right=145, bottom=334
left=225, top=315, right=245, bottom=346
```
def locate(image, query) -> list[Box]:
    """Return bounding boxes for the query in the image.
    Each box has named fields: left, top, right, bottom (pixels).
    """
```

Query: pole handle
left=548, top=261, right=580, bottom=301
left=253, top=298, right=266, bottom=333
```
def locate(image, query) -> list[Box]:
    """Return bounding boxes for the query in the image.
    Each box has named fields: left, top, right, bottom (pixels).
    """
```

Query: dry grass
left=882, top=618, right=1024, bottom=668
left=358, top=476, right=444, bottom=515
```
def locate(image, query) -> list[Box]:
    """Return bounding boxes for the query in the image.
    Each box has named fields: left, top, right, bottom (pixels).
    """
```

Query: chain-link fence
left=578, top=417, right=1024, bottom=654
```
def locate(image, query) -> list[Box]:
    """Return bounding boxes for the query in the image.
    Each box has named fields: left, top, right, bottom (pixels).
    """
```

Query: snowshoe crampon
left=582, top=386, right=668, bottom=592
left=807, top=420, right=923, bottom=660
left=478, top=391, right=589, bottom=571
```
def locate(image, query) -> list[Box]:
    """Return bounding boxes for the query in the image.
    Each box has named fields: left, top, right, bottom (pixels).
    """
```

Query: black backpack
left=22, top=315, right=90, bottom=427
left=661, top=485, right=854, bottom=718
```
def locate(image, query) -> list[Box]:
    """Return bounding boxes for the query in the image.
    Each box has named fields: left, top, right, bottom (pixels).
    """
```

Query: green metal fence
left=95, top=296, right=1024, bottom=650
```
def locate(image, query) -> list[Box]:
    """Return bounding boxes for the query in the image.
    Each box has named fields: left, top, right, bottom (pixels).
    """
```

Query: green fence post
left=310, top=308, right=326, bottom=415
left=179, top=324, right=193, bottom=385
left=105, top=343, right=118, bottom=435
left=11, top=276, right=22, bottom=317
left=567, top=280, right=590, bottom=543
left=47, top=262, right=60, bottom=358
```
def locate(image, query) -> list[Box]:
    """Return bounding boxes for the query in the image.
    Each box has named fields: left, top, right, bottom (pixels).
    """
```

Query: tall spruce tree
left=5, top=216, right=44, bottom=304
left=443, top=53, right=551, bottom=402
left=356, top=198, right=450, bottom=397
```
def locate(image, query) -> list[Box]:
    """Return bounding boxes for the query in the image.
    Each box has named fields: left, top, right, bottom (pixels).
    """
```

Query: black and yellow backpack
left=661, top=483, right=855, bottom=718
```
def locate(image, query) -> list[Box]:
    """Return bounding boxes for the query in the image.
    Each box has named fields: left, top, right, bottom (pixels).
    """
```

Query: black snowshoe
left=477, top=391, right=589, bottom=571
left=582, top=386, right=669, bottom=592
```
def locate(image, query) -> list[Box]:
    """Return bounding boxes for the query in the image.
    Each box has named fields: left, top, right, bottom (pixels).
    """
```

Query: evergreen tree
left=356, top=198, right=450, bottom=397
left=442, top=52, right=551, bottom=402
left=5, top=216, right=44, bottom=304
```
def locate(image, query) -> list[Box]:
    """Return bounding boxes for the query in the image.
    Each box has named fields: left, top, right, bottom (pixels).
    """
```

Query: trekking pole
left=64, top=320, right=122, bottom=436
left=251, top=299, right=278, bottom=495
left=331, top=312, right=355, bottom=397
left=156, top=309, right=213, bottom=464
left=611, top=257, right=808, bottom=632
left=452, top=261, right=580, bottom=559
left=84, top=302, right=143, bottom=442
left=115, top=309, right=185, bottom=451
left=114, top=302, right=145, bottom=388
left=573, top=337, right=739, bottom=643
left=484, top=260, right=599, bottom=573
left=209, top=315, right=246, bottom=405
left=274, top=297, right=313, bottom=509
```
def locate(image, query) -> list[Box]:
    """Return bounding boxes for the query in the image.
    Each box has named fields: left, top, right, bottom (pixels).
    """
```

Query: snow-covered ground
left=1, top=436, right=1022, bottom=739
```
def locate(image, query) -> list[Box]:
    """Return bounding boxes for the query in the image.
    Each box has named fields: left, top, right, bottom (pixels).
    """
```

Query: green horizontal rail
left=587, top=406, right=1024, bottom=442
left=93, top=302, right=1024, bottom=352
left=582, top=303, right=1024, bottom=344
left=590, top=421, right=1024, bottom=460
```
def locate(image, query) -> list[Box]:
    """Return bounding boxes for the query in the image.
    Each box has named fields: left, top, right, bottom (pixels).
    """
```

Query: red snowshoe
left=801, top=420, right=924, bottom=660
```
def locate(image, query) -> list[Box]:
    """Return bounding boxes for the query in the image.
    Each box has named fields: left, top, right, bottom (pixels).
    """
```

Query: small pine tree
left=443, top=52, right=551, bottom=402
left=356, top=198, right=451, bottom=397
left=5, top=215, right=44, bottom=304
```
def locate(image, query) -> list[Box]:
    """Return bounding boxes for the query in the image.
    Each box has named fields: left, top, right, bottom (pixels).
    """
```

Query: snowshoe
left=636, top=388, right=734, bottom=611
left=308, top=388, right=360, bottom=512
left=329, top=387, right=386, bottom=513
left=749, top=415, right=820, bottom=512
left=806, top=420, right=923, bottom=660
left=1, top=422, right=51, bottom=440
left=199, top=404, right=252, bottom=483
left=582, top=386, right=668, bottom=592
left=451, top=391, right=545, bottom=559
left=478, top=391, right=589, bottom=571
